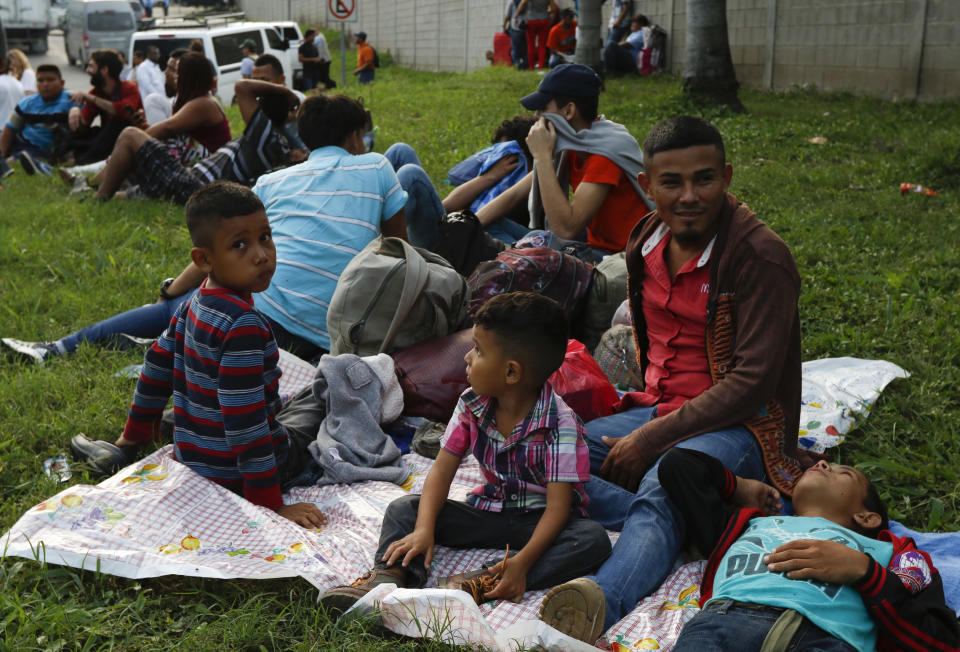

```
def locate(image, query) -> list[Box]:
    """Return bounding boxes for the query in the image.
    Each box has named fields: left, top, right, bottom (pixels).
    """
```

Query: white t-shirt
left=20, top=68, right=37, bottom=93
left=314, top=33, right=331, bottom=62
left=136, top=59, right=165, bottom=101
left=0, top=74, right=25, bottom=125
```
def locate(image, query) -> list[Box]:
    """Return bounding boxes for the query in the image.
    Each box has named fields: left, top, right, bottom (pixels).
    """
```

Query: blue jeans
left=386, top=142, right=532, bottom=248
left=57, top=290, right=197, bottom=353
left=673, top=600, right=856, bottom=651
left=385, top=143, right=446, bottom=249
left=605, top=25, right=629, bottom=49
left=509, top=28, right=528, bottom=69
left=358, top=69, right=375, bottom=84
left=582, top=406, right=766, bottom=629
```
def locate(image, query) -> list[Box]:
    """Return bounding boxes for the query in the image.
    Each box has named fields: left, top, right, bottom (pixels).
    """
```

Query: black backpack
left=431, top=209, right=506, bottom=277
left=372, top=47, right=380, bottom=67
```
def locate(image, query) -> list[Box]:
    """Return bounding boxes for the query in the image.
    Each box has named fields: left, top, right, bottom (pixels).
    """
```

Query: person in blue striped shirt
left=1, top=64, right=77, bottom=163
left=251, top=93, right=409, bottom=358
left=112, top=181, right=327, bottom=527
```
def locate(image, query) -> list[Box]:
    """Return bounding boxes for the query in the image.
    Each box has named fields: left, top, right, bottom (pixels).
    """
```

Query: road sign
left=327, top=0, right=357, bottom=23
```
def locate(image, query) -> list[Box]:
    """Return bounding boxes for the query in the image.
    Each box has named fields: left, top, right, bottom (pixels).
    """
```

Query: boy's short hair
left=35, top=64, right=62, bottom=79
left=185, top=181, right=265, bottom=248
left=473, top=292, right=567, bottom=387
left=90, top=49, right=123, bottom=80
left=253, top=53, right=284, bottom=77
left=861, top=477, right=889, bottom=538
left=643, top=115, right=726, bottom=165
left=297, top=94, right=370, bottom=151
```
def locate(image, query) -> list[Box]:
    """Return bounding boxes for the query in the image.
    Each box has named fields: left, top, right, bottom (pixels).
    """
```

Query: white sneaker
left=2, top=338, right=60, bottom=365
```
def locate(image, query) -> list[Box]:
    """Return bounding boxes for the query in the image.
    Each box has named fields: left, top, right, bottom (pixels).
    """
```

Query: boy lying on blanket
left=659, top=448, right=959, bottom=651
left=319, top=292, right=611, bottom=614
left=74, top=181, right=326, bottom=529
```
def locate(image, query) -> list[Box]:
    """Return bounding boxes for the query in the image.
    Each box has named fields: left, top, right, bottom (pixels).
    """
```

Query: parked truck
left=0, top=0, right=51, bottom=54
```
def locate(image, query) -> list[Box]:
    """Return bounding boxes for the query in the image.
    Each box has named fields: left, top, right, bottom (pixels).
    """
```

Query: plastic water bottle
left=900, top=182, right=937, bottom=196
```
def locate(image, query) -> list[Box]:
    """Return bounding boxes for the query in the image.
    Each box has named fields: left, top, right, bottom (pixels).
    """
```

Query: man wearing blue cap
left=473, top=63, right=650, bottom=259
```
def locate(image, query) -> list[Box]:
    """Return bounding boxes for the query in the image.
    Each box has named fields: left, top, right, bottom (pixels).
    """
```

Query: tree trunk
left=575, top=0, right=602, bottom=70
left=683, top=0, right=745, bottom=112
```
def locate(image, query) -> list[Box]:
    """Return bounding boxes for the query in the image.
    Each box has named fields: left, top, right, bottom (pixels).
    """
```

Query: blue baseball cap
left=520, top=63, right=601, bottom=111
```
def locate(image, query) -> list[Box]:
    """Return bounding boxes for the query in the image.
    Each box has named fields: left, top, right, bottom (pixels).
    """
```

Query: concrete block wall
left=239, top=0, right=959, bottom=100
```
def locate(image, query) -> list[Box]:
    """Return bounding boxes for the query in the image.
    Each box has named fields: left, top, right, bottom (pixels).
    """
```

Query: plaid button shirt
left=441, top=383, right=591, bottom=517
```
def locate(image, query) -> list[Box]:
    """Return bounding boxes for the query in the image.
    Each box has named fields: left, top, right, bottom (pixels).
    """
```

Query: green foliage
left=1, top=60, right=959, bottom=647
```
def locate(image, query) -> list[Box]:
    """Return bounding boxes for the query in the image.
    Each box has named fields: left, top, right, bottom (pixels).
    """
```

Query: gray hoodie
left=528, top=112, right=654, bottom=229
left=307, top=353, right=409, bottom=486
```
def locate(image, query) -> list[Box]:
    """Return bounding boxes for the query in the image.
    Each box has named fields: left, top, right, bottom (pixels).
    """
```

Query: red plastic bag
left=549, top=340, right=619, bottom=423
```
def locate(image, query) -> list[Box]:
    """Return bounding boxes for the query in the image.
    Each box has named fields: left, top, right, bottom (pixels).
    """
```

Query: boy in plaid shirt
left=320, top=292, right=610, bottom=613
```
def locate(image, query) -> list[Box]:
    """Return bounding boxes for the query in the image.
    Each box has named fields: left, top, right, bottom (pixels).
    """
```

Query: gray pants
left=374, top=494, right=611, bottom=589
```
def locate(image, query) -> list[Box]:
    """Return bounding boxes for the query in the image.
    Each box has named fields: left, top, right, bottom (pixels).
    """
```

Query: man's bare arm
left=380, top=208, right=409, bottom=242
left=234, top=79, right=297, bottom=125
left=476, top=170, right=532, bottom=226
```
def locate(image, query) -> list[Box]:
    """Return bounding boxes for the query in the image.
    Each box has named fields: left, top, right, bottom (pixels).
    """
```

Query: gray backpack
left=577, top=252, right=628, bottom=351
left=327, top=236, right=469, bottom=356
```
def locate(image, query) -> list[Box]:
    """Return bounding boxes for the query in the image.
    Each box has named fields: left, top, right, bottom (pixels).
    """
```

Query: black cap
left=355, top=31, right=367, bottom=41
left=520, top=63, right=601, bottom=111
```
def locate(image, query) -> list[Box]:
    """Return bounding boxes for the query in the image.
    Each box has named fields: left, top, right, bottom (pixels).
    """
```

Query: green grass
left=2, top=54, right=960, bottom=647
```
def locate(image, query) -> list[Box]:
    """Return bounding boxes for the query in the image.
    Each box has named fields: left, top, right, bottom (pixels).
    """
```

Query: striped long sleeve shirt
left=122, top=283, right=289, bottom=510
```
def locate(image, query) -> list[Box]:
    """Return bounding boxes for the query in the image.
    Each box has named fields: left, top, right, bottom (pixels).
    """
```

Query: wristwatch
left=159, top=277, right=177, bottom=300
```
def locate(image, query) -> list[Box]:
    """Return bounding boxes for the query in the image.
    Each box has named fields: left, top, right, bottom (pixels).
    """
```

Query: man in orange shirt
left=353, top=31, right=376, bottom=84
left=473, top=64, right=651, bottom=261
left=547, top=9, right=577, bottom=68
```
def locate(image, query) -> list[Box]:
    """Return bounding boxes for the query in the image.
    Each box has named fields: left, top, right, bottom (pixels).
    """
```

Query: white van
left=129, top=18, right=293, bottom=105
left=64, top=0, right=138, bottom=67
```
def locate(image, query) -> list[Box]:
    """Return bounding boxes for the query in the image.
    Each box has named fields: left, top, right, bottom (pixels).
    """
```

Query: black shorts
left=135, top=139, right=205, bottom=204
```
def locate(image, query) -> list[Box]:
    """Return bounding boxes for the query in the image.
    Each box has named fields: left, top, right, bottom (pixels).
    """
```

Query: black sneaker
left=1, top=338, right=60, bottom=365
left=70, top=433, right=140, bottom=476
left=0, top=157, right=13, bottom=179
left=19, top=151, right=40, bottom=176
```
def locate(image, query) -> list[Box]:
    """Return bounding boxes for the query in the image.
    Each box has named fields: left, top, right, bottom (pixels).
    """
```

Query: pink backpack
left=467, top=246, right=594, bottom=319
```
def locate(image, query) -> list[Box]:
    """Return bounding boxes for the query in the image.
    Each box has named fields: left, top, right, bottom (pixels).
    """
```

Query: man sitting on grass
left=536, top=116, right=809, bottom=643
left=75, top=181, right=327, bottom=528
left=657, top=448, right=959, bottom=650
left=1, top=65, right=77, bottom=171
left=318, top=293, right=610, bottom=614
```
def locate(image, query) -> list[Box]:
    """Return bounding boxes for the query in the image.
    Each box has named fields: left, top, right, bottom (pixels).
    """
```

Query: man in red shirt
left=474, top=63, right=650, bottom=261
left=66, top=49, right=145, bottom=164
left=546, top=8, right=577, bottom=67
left=538, top=116, right=809, bottom=644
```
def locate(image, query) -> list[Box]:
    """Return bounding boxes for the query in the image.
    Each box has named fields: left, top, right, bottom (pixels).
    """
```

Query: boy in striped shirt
left=319, top=293, right=610, bottom=614
left=116, top=181, right=326, bottom=528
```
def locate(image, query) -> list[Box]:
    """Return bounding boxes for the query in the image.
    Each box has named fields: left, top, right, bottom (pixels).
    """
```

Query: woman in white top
left=7, top=49, right=35, bottom=94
